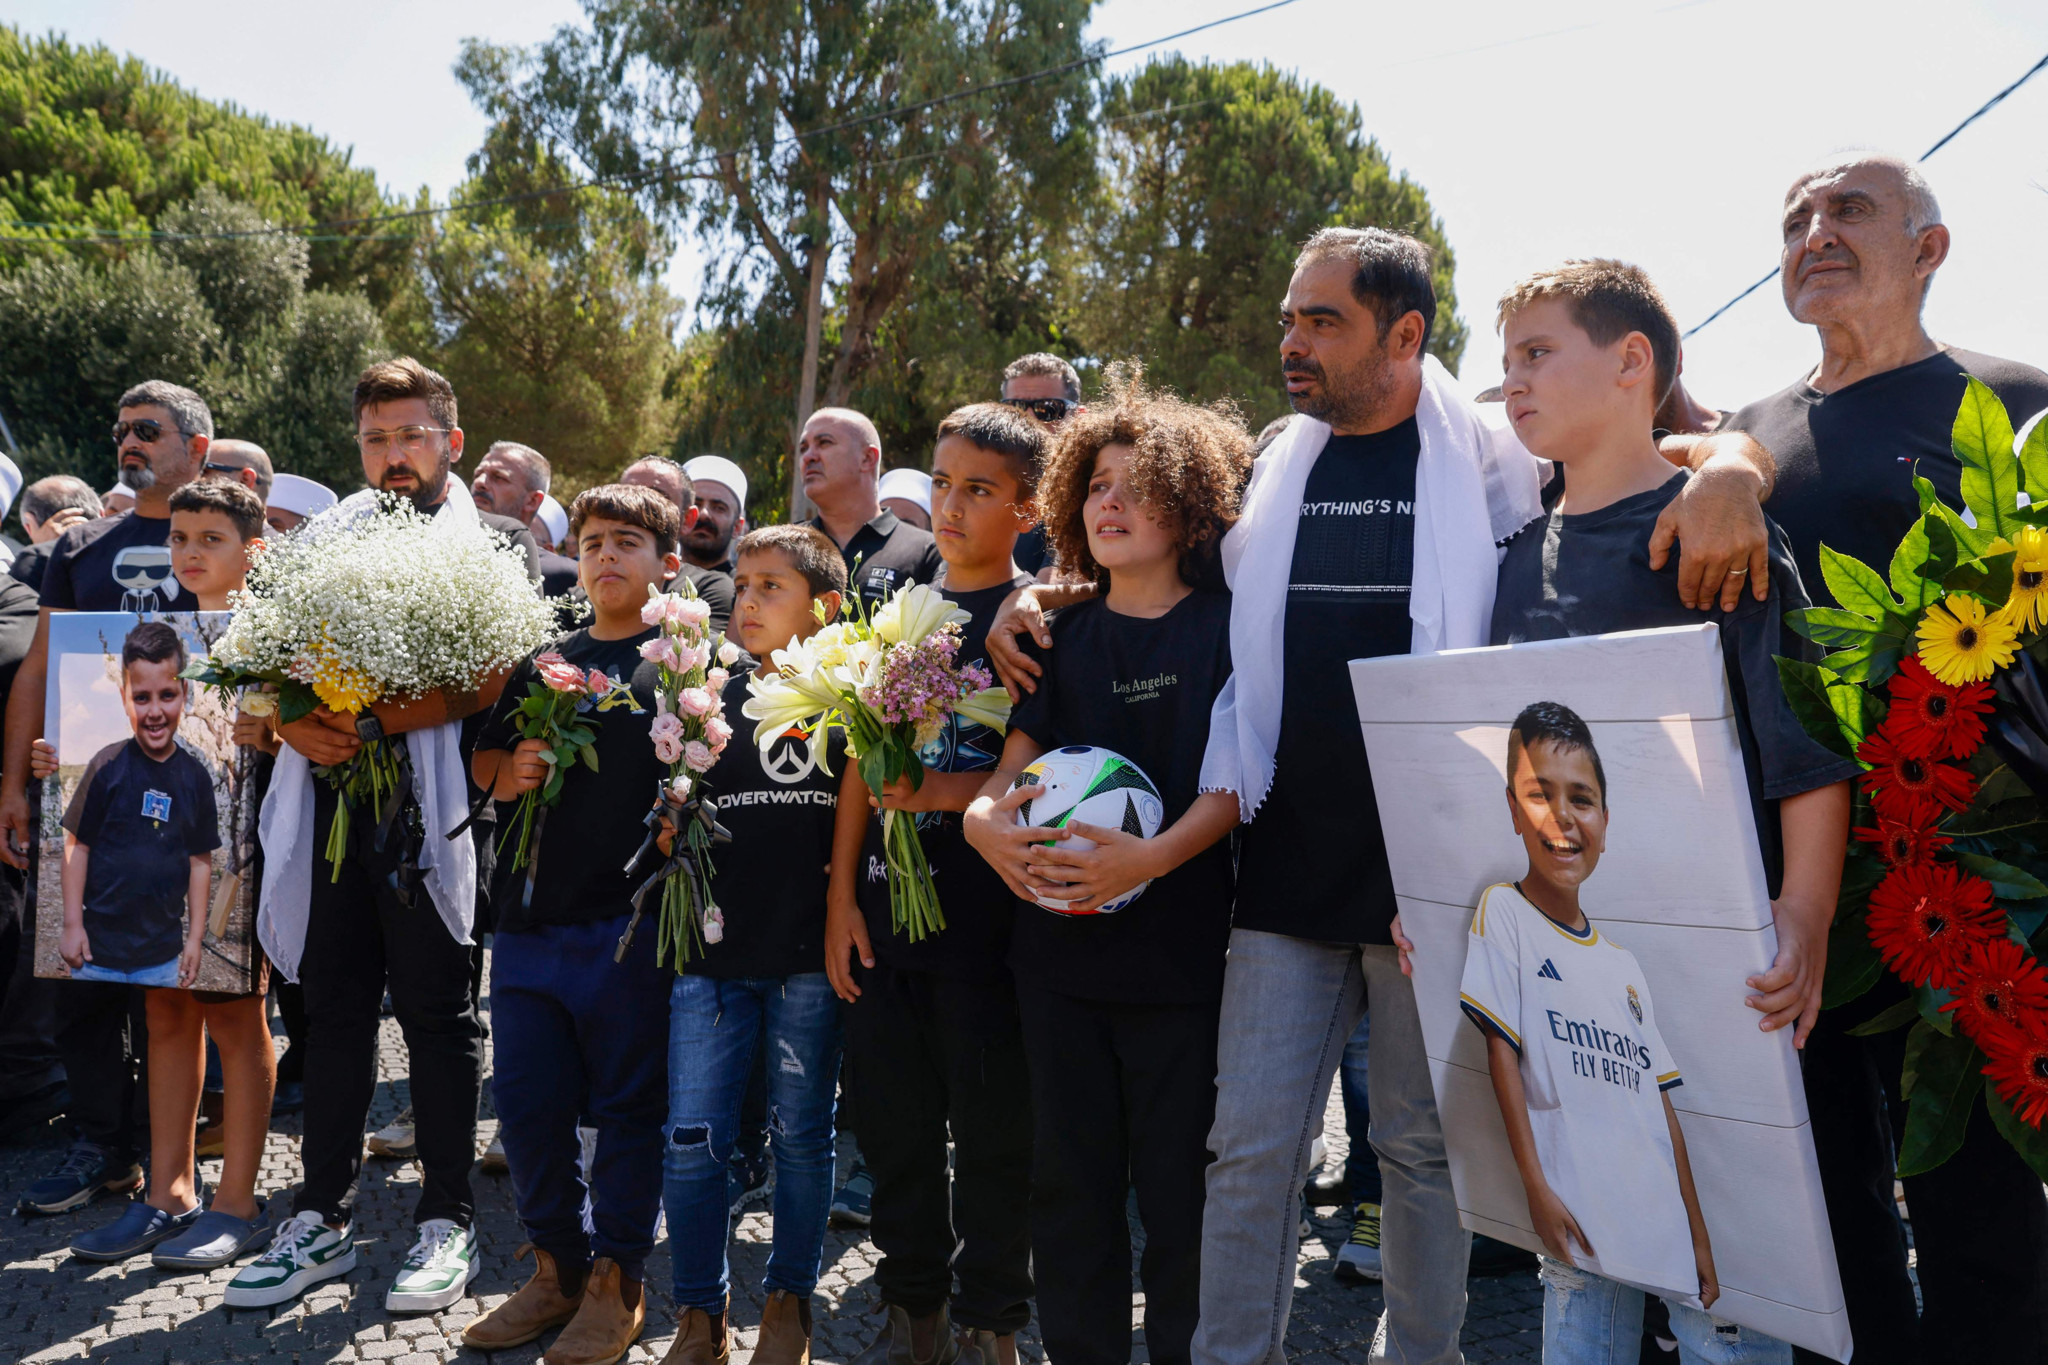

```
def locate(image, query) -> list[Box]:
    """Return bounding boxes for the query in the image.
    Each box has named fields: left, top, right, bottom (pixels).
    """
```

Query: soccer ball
left=1008, top=745, right=1165, bottom=915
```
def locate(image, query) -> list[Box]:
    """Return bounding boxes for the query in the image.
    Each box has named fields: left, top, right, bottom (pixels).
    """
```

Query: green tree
left=1081, top=57, right=1465, bottom=426
left=461, top=0, right=1099, bottom=516
left=422, top=129, right=686, bottom=490
left=0, top=26, right=417, bottom=309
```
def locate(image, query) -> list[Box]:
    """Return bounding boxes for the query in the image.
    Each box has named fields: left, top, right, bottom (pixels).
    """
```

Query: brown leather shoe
left=657, top=1298, right=729, bottom=1365
left=753, top=1289, right=813, bottom=1365
left=954, top=1329, right=1017, bottom=1365
left=462, top=1243, right=585, bottom=1351
left=851, top=1304, right=961, bottom=1365
left=546, top=1257, right=646, bottom=1365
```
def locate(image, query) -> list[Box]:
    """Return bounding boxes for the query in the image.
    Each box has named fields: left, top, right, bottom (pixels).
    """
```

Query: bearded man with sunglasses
left=0, top=380, right=211, bottom=1217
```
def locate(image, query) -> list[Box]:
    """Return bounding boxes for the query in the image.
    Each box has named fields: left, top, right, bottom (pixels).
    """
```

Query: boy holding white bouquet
left=660, top=524, right=846, bottom=1365
left=460, top=484, right=689, bottom=1365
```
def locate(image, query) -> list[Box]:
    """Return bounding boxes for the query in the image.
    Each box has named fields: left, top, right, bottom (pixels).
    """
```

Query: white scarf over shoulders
left=258, top=482, right=482, bottom=981
left=1198, top=355, right=1545, bottom=821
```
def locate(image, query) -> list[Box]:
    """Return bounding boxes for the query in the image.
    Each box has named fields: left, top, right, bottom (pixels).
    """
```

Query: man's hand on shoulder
left=1647, top=432, right=1773, bottom=612
left=986, top=581, right=1095, bottom=696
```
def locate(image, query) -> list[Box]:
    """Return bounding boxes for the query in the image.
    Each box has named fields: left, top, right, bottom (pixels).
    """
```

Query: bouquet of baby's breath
left=189, top=495, right=558, bottom=877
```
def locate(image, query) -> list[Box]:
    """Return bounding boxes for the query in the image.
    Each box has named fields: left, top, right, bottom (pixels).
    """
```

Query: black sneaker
left=830, top=1160, right=874, bottom=1227
left=728, top=1148, right=770, bottom=1216
left=18, top=1142, right=144, bottom=1215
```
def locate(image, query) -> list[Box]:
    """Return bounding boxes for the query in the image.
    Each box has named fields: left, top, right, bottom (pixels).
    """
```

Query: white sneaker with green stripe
left=223, top=1213, right=356, bottom=1308
left=1335, top=1200, right=1383, bottom=1284
left=385, top=1218, right=480, bottom=1313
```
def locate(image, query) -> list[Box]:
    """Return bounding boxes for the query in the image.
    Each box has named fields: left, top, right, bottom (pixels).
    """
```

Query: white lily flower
left=741, top=669, right=842, bottom=749
left=873, top=583, right=967, bottom=646
left=954, top=685, right=1014, bottom=733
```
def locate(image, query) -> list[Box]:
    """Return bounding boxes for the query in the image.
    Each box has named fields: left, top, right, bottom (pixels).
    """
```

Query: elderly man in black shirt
left=1719, top=152, right=2048, bottom=1365
left=798, top=407, right=942, bottom=608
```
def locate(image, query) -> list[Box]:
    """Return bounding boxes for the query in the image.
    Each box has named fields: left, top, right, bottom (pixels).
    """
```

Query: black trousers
left=842, top=961, right=1033, bottom=1333
left=293, top=791, right=484, bottom=1228
left=0, top=863, right=62, bottom=1104
left=1796, top=980, right=2048, bottom=1364
left=1016, top=984, right=1218, bottom=1365
left=54, top=981, right=147, bottom=1154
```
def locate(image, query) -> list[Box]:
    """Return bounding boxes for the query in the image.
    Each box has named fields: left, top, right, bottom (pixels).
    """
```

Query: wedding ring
left=1726, top=567, right=1748, bottom=576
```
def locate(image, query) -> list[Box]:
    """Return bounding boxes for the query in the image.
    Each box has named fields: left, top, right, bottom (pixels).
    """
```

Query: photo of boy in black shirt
left=58, top=620, right=220, bottom=987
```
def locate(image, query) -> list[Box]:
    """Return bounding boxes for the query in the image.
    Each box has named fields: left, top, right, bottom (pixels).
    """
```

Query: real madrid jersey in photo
left=1234, top=419, right=1418, bottom=946
left=1459, top=882, right=1699, bottom=1302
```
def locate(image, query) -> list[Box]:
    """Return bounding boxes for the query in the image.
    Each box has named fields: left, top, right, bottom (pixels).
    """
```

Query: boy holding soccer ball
left=824, top=403, right=1047, bottom=1365
left=963, top=370, right=1246, bottom=1365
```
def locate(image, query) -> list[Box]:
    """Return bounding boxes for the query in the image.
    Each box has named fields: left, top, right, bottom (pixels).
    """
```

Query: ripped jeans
left=1538, top=1258, right=1791, bottom=1365
left=663, top=971, right=841, bottom=1312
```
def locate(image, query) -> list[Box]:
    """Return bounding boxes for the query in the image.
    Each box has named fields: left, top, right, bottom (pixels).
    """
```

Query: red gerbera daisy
left=1864, top=863, right=2005, bottom=989
left=1981, top=1021, right=2048, bottom=1128
left=1941, top=938, right=2048, bottom=1041
left=1882, top=656, right=1995, bottom=760
left=1852, top=817, right=1953, bottom=870
left=1857, top=730, right=1977, bottom=823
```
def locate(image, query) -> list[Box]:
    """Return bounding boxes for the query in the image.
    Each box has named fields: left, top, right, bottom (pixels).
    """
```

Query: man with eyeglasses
left=0, top=379, right=213, bottom=1218
left=799, top=407, right=941, bottom=611
left=997, top=354, right=1082, bottom=578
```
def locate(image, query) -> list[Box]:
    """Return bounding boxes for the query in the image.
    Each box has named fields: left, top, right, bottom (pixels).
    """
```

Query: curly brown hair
left=1038, top=366, right=1251, bottom=589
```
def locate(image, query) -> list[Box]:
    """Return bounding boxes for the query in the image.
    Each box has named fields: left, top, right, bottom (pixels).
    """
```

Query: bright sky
left=15, top=0, right=2047, bottom=411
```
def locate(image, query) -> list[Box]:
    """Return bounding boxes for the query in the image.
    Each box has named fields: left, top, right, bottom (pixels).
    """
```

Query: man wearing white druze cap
left=263, top=473, right=337, bottom=536
left=680, top=455, right=748, bottom=573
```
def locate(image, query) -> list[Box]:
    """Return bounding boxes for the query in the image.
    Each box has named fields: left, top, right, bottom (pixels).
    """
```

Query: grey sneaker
left=153, top=1206, right=273, bottom=1271
left=366, top=1106, right=416, bottom=1160
left=385, top=1218, right=479, bottom=1313
left=224, top=1213, right=355, bottom=1308
left=1334, top=1200, right=1383, bottom=1284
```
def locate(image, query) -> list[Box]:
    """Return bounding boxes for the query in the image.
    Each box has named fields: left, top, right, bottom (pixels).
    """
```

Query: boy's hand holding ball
left=963, top=784, right=1063, bottom=903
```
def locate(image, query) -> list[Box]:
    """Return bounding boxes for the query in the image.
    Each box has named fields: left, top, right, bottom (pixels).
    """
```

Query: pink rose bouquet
left=497, top=651, right=643, bottom=908
left=621, top=578, right=742, bottom=966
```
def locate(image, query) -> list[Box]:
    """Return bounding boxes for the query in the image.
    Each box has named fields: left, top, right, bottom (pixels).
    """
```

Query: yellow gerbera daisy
left=1993, top=525, right=2048, bottom=632
left=1917, top=593, right=2019, bottom=685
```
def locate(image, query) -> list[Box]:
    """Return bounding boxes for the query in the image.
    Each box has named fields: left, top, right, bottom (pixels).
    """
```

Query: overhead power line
left=0, top=0, right=1303, bottom=247
left=1682, top=48, right=2048, bottom=340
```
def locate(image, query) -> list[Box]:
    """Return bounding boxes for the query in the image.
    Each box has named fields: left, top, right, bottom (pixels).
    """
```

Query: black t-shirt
left=0, top=575, right=39, bottom=710
left=815, top=509, right=943, bottom=612
left=61, top=738, right=221, bottom=970
left=682, top=563, right=736, bottom=637
left=1722, top=347, right=2048, bottom=606
left=1012, top=526, right=1050, bottom=577
left=687, top=671, right=841, bottom=979
left=1491, top=473, right=1863, bottom=891
left=1235, top=421, right=1419, bottom=946
left=9, top=540, right=54, bottom=594
left=474, top=628, right=669, bottom=932
left=856, top=572, right=1033, bottom=979
left=41, top=512, right=184, bottom=613
left=538, top=550, right=580, bottom=599
left=1008, top=591, right=1236, bottom=1003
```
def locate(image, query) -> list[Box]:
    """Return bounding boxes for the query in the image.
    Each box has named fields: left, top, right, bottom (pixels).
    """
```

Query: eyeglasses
left=112, top=419, right=172, bottom=444
left=201, top=462, right=246, bottom=477
left=356, top=426, right=451, bottom=456
left=1000, top=397, right=1077, bottom=423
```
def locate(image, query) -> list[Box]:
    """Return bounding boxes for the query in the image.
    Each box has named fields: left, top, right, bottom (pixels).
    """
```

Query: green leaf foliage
left=1955, top=851, right=2048, bottom=900
left=1820, top=545, right=1905, bottom=621
left=1845, top=995, right=1921, bottom=1037
left=2020, top=413, right=2048, bottom=499
left=1954, top=376, right=2022, bottom=542
left=1775, top=657, right=1881, bottom=761
left=1896, top=1021, right=1983, bottom=1176
left=1985, top=1084, right=2048, bottom=1185
left=1823, top=910, right=1885, bottom=1010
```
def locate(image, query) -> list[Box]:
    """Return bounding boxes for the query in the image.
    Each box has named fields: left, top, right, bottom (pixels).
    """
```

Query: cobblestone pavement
left=2, top=988, right=1544, bottom=1365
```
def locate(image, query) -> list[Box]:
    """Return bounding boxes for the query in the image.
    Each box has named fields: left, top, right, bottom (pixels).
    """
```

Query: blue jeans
left=1539, top=1259, right=1791, bottom=1364
left=664, top=972, right=841, bottom=1311
left=72, top=958, right=181, bottom=987
left=490, top=915, right=672, bottom=1279
left=1339, top=1012, right=1383, bottom=1205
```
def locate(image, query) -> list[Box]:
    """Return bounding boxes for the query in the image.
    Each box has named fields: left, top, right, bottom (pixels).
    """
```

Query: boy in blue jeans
left=461, top=484, right=687, bottom=1364
left=663, top=524, right=847, bottom=1365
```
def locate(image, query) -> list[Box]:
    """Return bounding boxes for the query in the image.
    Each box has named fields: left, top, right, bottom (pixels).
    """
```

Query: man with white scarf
left=230, top=358, right=539, bottom=1318
left=989, top=228, right=1777, bottom=1365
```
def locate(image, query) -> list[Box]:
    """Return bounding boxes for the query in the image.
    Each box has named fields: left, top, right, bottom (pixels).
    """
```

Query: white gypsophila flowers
left=213, top=497, right=558, bottom=704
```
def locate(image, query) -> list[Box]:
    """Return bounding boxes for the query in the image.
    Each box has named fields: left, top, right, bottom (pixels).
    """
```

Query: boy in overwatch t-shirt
left=1461, top=703, right=1788, bottom=1363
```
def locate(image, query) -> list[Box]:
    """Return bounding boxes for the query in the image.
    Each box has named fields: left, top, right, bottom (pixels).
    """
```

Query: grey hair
left=117, top=380, right=213, bottom=440
left=1788, top=152, right=1943, bottom=234
left=485, top=440, right=552, bottom=494
left=1002, top=352, right=1081, bottom=402
left=20, top=475, right=102, bottom=526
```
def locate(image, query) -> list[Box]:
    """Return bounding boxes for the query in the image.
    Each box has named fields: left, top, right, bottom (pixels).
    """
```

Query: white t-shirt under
left=1460, top=882, right=1699, bottom=1301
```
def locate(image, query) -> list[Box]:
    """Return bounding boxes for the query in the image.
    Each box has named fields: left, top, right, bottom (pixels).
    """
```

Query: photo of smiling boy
left=1460, top=702, right=1774, bottom=1364
left=58, top=622, right=219, bottom=990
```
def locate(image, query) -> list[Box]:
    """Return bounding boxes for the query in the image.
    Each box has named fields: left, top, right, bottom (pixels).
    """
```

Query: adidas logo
left=1537, top=958, right=1563, bottom=982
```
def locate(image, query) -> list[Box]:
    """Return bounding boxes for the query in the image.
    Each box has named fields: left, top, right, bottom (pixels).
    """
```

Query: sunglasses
left=112, top=419, right=173, bottom=444
left=1000, top=396, right=1077, bottom=423
left=201, top=462, right=247, bottom=478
